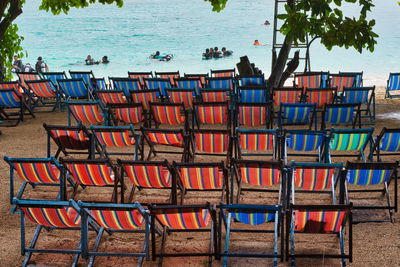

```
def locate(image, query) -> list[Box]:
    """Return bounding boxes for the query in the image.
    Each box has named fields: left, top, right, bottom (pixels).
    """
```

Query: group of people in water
left=11, top=55, right=49, bottom=73
left=85, top=55, right=110, bottom=65
left=202, top=47, right=233, bottom=60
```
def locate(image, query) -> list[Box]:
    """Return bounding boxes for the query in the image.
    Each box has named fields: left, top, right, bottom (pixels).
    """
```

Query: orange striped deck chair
left=173, top=161, right=229, bottom=204
left=211, top=68, right=236, bottom=77
left=272, top=87, right=302, bottom=107
left=235, top=102, right=271, bottom=129
left=26, top=80, right=60, bottom=112
left=141, top=127, right=191, bottom=162
left=66, top=101, right=106, bottom=126
left=330, top=73, right=356, bottom=94
left=200, top=88, right=230, bottom=103
left=234, top=128, right=278, bottom=160
left=287, top=204, right=353, bottom=266
left=193, top=101, right=230, bottom=130
left=60, top=158, right=119, bottom=202
left=294, top=72, right=327, bottom=92
left=166, top=88, right=196, bottom=110
left=118, top=159, right=176, bottom=204
left=131, top=89, right=160, bottom=113
left=150, top=203, right=218, bottom=265
left=184, top=73, right=209, bottom=87
left=78, top=200, right=150, bottom=265
left=17, top=71, right=41, bottom=91
left=150, top=102, right=188, bottom=130
left=304, top=87, right=335, bottom=108
left=191, top=129, right=231, bottom=162
left=95, top=90, right=128, bottom=106
left=13, top=199, right=83, bottom=267
left=232, top=159, right=284, bottom=204
left=155, top=71, right=180, bottom=86
left=0, top=80, right=24, bottom=95
left=128, top=71, right=153, bottom=86
left=107, top=103, right=146, bottom=127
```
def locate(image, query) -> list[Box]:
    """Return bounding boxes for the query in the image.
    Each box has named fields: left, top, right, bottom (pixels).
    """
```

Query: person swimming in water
left=151, top=51, right=172, bottom=61
left=253, top=40, right=262, bottom=45
left=264, top=20, right=270, bottom=25
left=221, top=47, right=233, bottom=57
left=203, top=48, right=212, bottom=59
left=101, top=56, right=109, bottom=64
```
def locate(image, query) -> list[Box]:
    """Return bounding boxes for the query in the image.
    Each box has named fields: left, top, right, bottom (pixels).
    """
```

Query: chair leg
left=339, top=230, right=346, bottom=267
left=88, top=227, right=105, bottom=267
left=158, top=226, right=168, bottom=267
left=223, top=213, right=232, bottom=267
left=384, top=182, right=394, bottom=223
left=22, top=225, right=43, bottom=267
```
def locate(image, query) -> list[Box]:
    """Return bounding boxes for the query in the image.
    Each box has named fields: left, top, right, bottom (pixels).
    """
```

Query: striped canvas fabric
left=200, top=90, right=227, bottom=102
left=144, top=80, right=171, bottom=95
left=0, top=90, right=21, bottom=108
left=156, top=209, right=210, bottom=229
left=18, top=73, right=41, bottom=89
left=329, top=133, right=368, bottom=151
left=239, top=132, right=273, bottom=151
left=69, top=104, right=104, bottom=124
left=380, top=132, right=400, bottom=152
left=287, top=133, right=322, bottom=151
left=22, top=207, right=81, bottom=228
left=59, top=80, right=88, bottom=98
left=306, top=89, right=333, bottom=107
left=195, top=132, right=229, bottom=153
left=94, top=130, right=135, bottom=147
left=325, top=106, right=354, bottom=124
left=114, top=106, right=144, bottom=124
left=129, top=74, right=152, bottom=85
left=123, top=164, right=171, bottom=188
left=231, top=211, right=275, bottom=225
left=146, top=132, right=183, bottom=147
left=347, top=168, right=391, bottom=185
left=152, top=105, right=185, bottom=125
left=240, top=165, right=280, bottom=186
left=28, top=81, right=57, bottom=98
left=212, top=71, right=234, bottom=77
left=331, top=76, right=355, bottom=93
left=239, top=89, right=266, bottom=103
left=91, top=209, right=144, bottom=230
left=168, top=90, right=194, bottom=109
left=0, top=82, right=21, bottom=93
left=238, top=106, right=266, bottom=127
left=66, top=163, right=114, bottom=186
left=131, top=91, right=157, bottom=111
left=343, top=90, right=369, bottom=104
left=197, top=105, right=227, bottom=125
left=179, top=167, right=223, bottom=189
left=239, top=77, right=264, bottom=86
left=175, top=79, right=202, bottom=89
left=113, top=79, right=142, bottom=94
left=208, top=78, right=233, bottom=89
left=42, top=73, right=66, bottom=86
left=388, top=73, right=400, bottom=90
left=273, top=89, right=301, bottom=106
left=294, top=167, right=334, bottom=190
left=296, top=75, right=321, bottom=90
left=294, top=210, right=347, bottom=233
left=70, top=73, right=95, bottom=91
left=97, top=91, right=127, bottom=104
left=282, top=106, right=311, bottom=124
left=50, top=129, right=90, bottom=149
left=13, top=162, right=60, bottom=184
left=157, top=74, right=179, bottom=86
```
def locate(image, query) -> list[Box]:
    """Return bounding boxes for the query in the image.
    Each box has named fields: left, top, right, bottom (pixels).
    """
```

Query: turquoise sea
left=15, top=0, right=400, bottom=85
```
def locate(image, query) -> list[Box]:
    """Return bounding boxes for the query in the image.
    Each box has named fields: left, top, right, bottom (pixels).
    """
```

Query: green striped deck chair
left=385, top=72, right=400, bottom=98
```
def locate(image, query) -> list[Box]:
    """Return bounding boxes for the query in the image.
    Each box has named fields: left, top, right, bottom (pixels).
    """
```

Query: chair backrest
left=194, top=101, right=229, bottom=126
left=0, top=89, right=22, bottom=108
left=144, top=78, right=172, bottom=96
left=150, top=102, right=186, bottom=125
left=330, top=74, right=356, bottom=94
left=67, top=101, right=105, bottom=125
left=131, top=89, right=159, bottom=111
left=94, top=78, right=107, bottom=90
left=184, top=73, right=208, bottom=87
left=236, top=129, right=276, bottom=152
left=26, top=80, right=57, bottom=98
left=345, top=161, right=398, bottom=186
left=111, top=77, right=142, bottom=95
left=210, top=68, right=235, bottom=78
left=323, top=103, right=359, bottom=126
left=233, top=159, right=283, bottom=186
left=206, top=77, right=234, bottom=90
left=141, top=127, right=185, bottom=147
left=0, top=81, right=22, bottom=93
left=90, top=125, right=137, bottom=148
left=42, top=71, right=67, bottom=86
left=96, top=90, right=128, bottom=105
left=272, top=87, right=302, bottom=106
left=342, top=86, right=374, bottom=104
left=221, top=204, right=280, bottom=225
left=107, top=103, right=145, bottom=125
left=279, top=103, right=316, bottom=126
left=174, top=78, right=202, bottom=94
left=236, top=102, right=270, bottom=127
left=237, top=75, right=265, bottom=86
left=304, top=88, right=335, bottom=107
left=166, top=88, right=196, bottom=110
left=192, top=129, right=230, bottom=153
left=294, top=72, right=324, bottom=90
left=69, top=70, right=95, bottom=91
left=57, top=78, right=90, bottom=98
left=128, top=71, right=153, bottom=86
left=17, top=72, right=41, bottom=89
left=378, top=128, right=400, bottom=152
left=339, top=71, right=363, bottom=87
left=155, top=71, right=180, bottom=86
left=285, top=130, right=325, bottom=152
left=200, top=88, right=229, bottom=102
left=238, top=86, right=267, bottom=103
left=329, top=128, right=374, bottom=151
left=387, top=72, right=400, bottom=91
left=43, top=123, right=91, bottom=151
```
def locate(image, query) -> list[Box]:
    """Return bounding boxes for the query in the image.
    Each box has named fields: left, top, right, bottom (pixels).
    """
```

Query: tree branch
left=0, top=0, right=22, bottom=36
left=0, top=0, right=11, bottom=22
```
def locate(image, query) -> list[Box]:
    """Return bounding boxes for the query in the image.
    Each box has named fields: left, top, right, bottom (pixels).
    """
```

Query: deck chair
left=341, top=161, right=398, bottom=223
left=144, top=77, right=172, bottom=97
left=118, top=159, right=176, bottom=204
left=111, top=77, right=143, bottom=96
left=43, top=123, right=101, bottom=159
left=190, top=129, right=232, bottom=163
left=184, top=73, right=208, bottom=87
left=77, top=200, right=150, bottom=267
left=131, top=89, right=160, bottom=122
left=371, top=128, right=400, bottom=162
left=283, top=129, right=327, bottom=164
left=0, top=88, right=34, bottom=126
left=326, top=127, right=374, bottom=163
left=173, top=161, right=229, bottom=204
left=286, top=204, right=353, bottom=266
left=237, top=75, right=265, bottom=86
left=237, top=85, right=268, bottom=103
left=272, top=87, right=302, bottom=107
left=128, top=71, right=153, bottom=87
left=13, top=199, right=83, bottom=267
left=93, top=78, right=108, bottom=90
left=41, top=71, right=67, bottom=87
left=330, top=73, right=356, bottom=95
left=95, top=89, right=128, bottom=106
left=166, top=88, right=196, bottom=110
left=26, top=80, right=60, bottom=112
left=321, top=103, right=361, bottom=129
left=219, top=203, right=283, bottom=267
left=385, top=73, right=400, bottom=98
left=150, top=203, right=218, bottom=266
left=303, top=87, right=336, bottom=108
left=107, top=103, right=146, bottom=127
left=294, top=72, right=327, bottom=91
left=149, top=102, right=188, bottom=130
left=234, top=128, right=279, bottom=160
left=339, top=71, right=363, bottom=87
left=4, top=156, right=69, bottom=207
left=57, top=78, right=93, bottom=100
left=90, top=125, right=142, bottom=160
left=289, top=162, right=343, bottom=207
left=200, top=88, right=230, bottom=103
left=174, top=77, right=202, bottom=96
left=141, top=127, right=190, bottom=162
left=235, top=102, right=272, bottom=129
left=342, top=86, right=375, bottom=125
left=60, top=158, right=120, bottom=202
left=66, top=100, right=107, bottom=126
left=155, top=71, right=180, bottom=86
left=17, top=71, right=41, bottom=91
left=211, top=68, right=236, bottom=77
left=231, top=159, right=284, bottom=204
left=277, top=103, right=317, bottom=130
left=69, top=70, right=96, bottom=92
left=192, top=101, right=230, bottom=130
left=206, top=76, right=234, bottom=91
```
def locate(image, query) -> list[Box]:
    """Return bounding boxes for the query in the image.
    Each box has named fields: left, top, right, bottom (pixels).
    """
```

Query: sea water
left=15, top=0, right=400, bottom=85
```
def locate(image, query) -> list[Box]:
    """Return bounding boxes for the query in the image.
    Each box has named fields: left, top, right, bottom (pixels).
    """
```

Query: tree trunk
left=267, top=35, right=293, bottom=89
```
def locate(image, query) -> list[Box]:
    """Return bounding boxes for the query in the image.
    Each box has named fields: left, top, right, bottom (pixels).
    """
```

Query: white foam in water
left=377, top=112, right=400, bottom=121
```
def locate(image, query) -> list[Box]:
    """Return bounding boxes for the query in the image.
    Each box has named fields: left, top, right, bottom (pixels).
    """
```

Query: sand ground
left=0, top=86, right=400, bottom=266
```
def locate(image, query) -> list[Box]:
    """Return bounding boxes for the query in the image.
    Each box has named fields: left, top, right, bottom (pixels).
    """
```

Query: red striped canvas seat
left=22, top=206, right=81, bottom=228
left=122, top=164, right=172, bottom=188
left=178, top=166, right=223, bottom=190
left=14, top=162, right=60, bottom=184
left=50, top=129, right=90, bottom=150
left=91, top=209, right=144, bottom=230
left=294, top=210, right=347, bottom=233
left=155, top=209, right=210, bottom=229
left=65, top=162, right=114, bottom=186
left=94, top=130, right=136, bottom=147
left=69, top=103, right=104, bottom=124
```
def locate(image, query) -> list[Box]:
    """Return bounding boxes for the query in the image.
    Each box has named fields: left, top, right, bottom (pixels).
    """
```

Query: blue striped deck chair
left=41, top=71, right=67, bottom=87
left=174, top=77, right=202, bottom=96
left=66, top=100, right=107, bottom=126
left=149, top=203, right=218, bottom=265
left=193, top=101, right=230, bottom=130
left=0, top=88, right=34, bottom=126
left=69, top=70, right=96, bottom=92
left=219, top=203, right=283, bottom=267
left=184, top=73, right=209, bottom=87
left=339, top=71, right=363, bottom=87
left=144, top=77, right=172, bottom=97
left=294, top=72, right=326, bottom=92
left=234, top=128, right=278, bottom=160
left=330, top=73, right=356, bottom=95
left=326, top=127, right=374, bottom=163
left=321, top=103, right=361, bottom=130
left=90, top=125, right=142, bottom=160
left=118, top=159, right=176, bottom=204
left=371, top=128, right=400, bottom=162
left=77, top=200, right=150, bottom=266
left=341, top=161, right=398, bottom=223
left=155, top=71, right=180, bottom=87
left=283, top=129, right=327, bottom=164
left=277, top=103, right=317, bottom=130
left=166, top=88, right=196, bottom=110
left=211, top=68, right=236, bottom=77
left=385, top=72, right=400, bottom=99
left=17, top=71, right=42, bottom=92
left=289, top=161, right=343, bottom=207
left=26, top=80, right=60, bottom=112
left=237, top=75, right=265, bottom=86
left=237, top=85, right=268, bottom=103
left=95, top=89, right=128, bottom=106
left=173, top=161, right=228, bottom=204
left=107, top=103, right=146, bottom=128
left=206, top=76, right=234, bottom=91
left=342, top=86, right=375, bottom=124
left=235, top=102, right=272, bottom=129
left=286, top=204, right=353, bottom=266
left=57, top=78, right=93, bottom=100
left=128, top=71, right=153, bottom=87
left=12, top=199, right=83, bottom=267
left=231, top=159, right=284, bottom=204
left=94, top=77, right=108, bottom=90
left=110, top=77, right=143, bottom=96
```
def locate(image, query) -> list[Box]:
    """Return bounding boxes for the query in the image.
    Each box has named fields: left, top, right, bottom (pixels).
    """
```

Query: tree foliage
left=0, top=23, right=24, bottom=80
left=39, top=0, right=123, bottom=15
